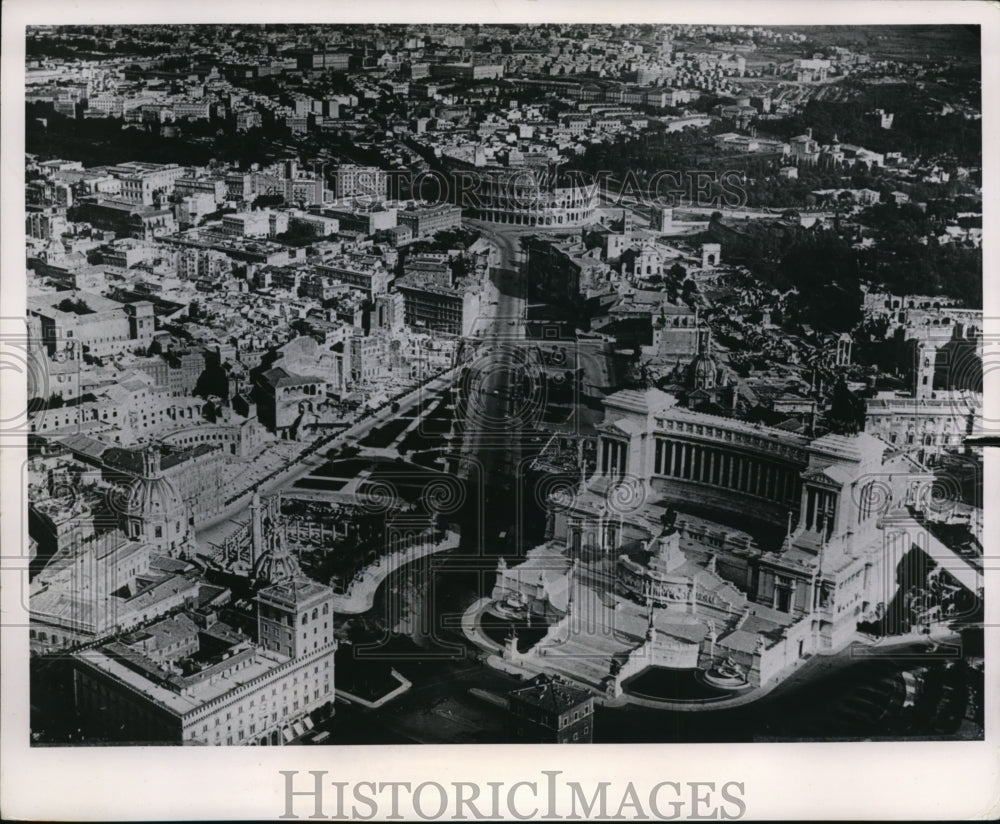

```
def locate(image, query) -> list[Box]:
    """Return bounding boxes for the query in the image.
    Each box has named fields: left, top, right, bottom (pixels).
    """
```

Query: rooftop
left=508, top=673, right=592, bottom=713
left=73, top=641, right=287, bottom=717
left=120, top=612, right=198, bottom=650
left=256, top=577, right=333, bottom=609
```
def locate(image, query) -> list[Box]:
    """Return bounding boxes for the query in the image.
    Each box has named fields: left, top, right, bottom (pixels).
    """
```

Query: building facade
left=71, top=632, right=335, bottom=745
left=70, top=569, right=336, bottom=745
left=397, top=203, right=462, bottom=238
left=480, top=389, right=966, bottom=700
left=507, top=674, right=594, bottom=743
left=28, top=291, right=155, bottom=359
left=466, top=167, right=599, bottom=227
left=395, top=276, right=480, bottom=336
left=105, top=162, right=186, bottom=207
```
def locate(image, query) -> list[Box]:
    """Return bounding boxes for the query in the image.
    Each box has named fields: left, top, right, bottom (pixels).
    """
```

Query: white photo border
left=2, top=1, right=997, bottom=820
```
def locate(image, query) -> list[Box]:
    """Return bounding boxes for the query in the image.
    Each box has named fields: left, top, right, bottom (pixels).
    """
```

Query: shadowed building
left=507, top=674, right=594, bottom=743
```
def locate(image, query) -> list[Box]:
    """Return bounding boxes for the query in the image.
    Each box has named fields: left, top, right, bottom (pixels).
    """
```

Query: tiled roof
left=508, top=673, right=591, bottom=713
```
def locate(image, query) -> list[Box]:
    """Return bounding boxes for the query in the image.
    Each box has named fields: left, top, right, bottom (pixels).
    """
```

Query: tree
left=826, top=376, right=865, bottom=434
left=681, top=279, right=699, bottom=306
left=56, top=297, right=93, bottom=315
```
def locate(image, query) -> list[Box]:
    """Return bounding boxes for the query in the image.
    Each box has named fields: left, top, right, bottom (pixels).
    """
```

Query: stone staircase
left=526, top=577, right=642, bottom=691
left=528, top=634, right=632, bottom=691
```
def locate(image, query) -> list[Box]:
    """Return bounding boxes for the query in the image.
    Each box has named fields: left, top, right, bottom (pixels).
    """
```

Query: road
left=194, top=215, right=567, bottom=557
left=453, top=220, right=619, bottom=543
left=451, top=220, right=542, bottom=550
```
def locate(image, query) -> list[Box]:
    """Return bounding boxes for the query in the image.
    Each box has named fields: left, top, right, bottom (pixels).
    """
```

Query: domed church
left=121, top=445, right=195, bottom=559
left=681, top=328, right=737, bottom=411
left=250, top=493, right=303, bottom=587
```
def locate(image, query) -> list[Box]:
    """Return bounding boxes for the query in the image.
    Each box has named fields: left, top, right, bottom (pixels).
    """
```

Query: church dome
left=251, top=504, right=301, bottom=587
left=252, top=527, right=302, bottom=586
left=252, top=546, right=302, bottom=586
left=686, top=327, right=719, bottom=390
left=126, top=473, right=185, bottom=521
left=688, top=352, right=719, bottom=389
left=120, top=446, right=192, bottom=557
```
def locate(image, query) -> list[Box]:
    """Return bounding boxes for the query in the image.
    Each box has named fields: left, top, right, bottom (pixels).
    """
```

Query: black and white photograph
left=1, top=1, right=997, bottom=820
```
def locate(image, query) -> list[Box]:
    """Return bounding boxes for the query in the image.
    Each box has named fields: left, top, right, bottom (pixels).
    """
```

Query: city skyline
left=0, top=0, right=1000, bottom=820
left=2, top=7, right=996, bottom=820
left=18, top=18, right=986, bottom=748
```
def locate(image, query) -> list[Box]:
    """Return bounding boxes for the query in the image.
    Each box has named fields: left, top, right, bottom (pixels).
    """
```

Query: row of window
left=301, top=605, right=330, bottom=625
left=30, top=628, right=74, bottom=645
left=193, top=682, right=332, bottom=743
left=559, top=704, right=592, bottom=727
left=193, top=659, right=333, bottom=720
